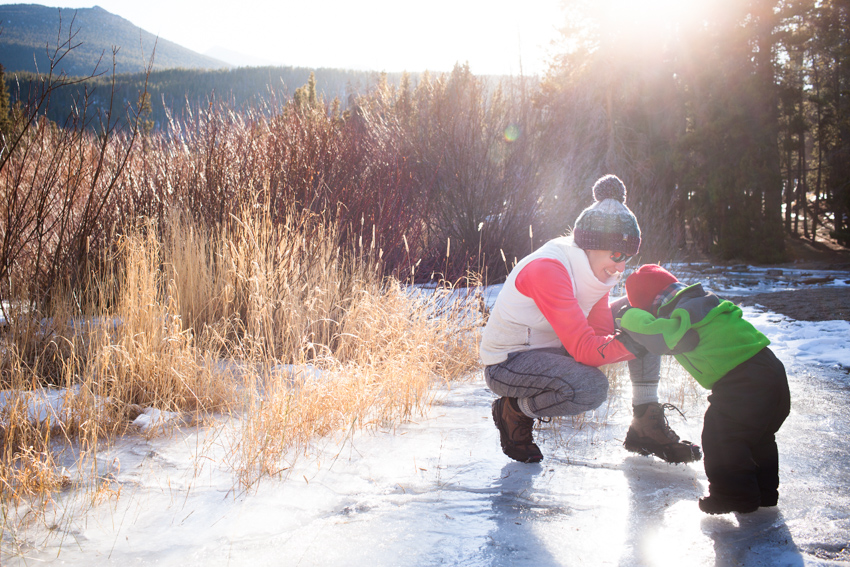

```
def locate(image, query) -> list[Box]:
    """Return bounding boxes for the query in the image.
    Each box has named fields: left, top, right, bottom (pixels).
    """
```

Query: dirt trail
left=727, top=287, right=850, bottom=322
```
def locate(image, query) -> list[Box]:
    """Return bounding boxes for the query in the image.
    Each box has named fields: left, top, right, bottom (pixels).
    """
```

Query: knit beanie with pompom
left=572, top=174, right=641, bottom=255
left=625, top=264, right=679, bottom=314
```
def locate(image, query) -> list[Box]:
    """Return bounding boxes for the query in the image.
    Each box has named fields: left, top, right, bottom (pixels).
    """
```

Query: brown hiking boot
left=624, top=402, right=701, bottom=463
left=491, top=397, right=543, bottom=463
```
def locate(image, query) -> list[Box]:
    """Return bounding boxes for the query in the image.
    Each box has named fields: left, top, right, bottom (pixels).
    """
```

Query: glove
left=614, top=329, right=649, bottom=358
left=609, top=296, right=632, bottom=320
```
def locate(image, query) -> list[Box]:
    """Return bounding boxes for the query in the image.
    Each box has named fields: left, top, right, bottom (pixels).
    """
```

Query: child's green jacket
left=619, top=283, right=770, bottom=389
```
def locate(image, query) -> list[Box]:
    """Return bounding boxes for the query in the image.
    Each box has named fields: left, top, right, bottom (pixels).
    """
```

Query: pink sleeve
left=515, top=258, right=632, bottom=366
left=587, top=296, right=616, bottom=335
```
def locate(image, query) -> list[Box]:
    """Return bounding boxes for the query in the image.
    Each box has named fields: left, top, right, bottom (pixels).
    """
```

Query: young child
left=618, top=264, right=791, bottom=514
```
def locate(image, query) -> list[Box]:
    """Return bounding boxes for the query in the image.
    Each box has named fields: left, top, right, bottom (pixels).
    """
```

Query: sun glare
left=597, top=0, right=703, bottom=40
left=254, top=0, right=565, bottom=75
left=638, top=499, right=718, bottom=566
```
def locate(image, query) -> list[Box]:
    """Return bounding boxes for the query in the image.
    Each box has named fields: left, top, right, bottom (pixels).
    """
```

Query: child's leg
left=753, top=435, right=780, bottom=506
left=701, top=396, right=761, bottom=512
left=752, top=348, right=791, bottom=506
left=627, top=354, right=660, bottom=406
left=700, top=348, right=790, bottom=514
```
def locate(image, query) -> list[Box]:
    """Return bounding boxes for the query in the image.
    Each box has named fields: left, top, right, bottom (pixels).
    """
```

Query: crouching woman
left=479, top=174, right=701, bottom=464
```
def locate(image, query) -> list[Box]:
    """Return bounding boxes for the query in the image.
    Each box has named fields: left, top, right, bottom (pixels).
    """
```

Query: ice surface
left=4, top=268, right=850, bottom=566
left=13, top=366, right=850, bottom=564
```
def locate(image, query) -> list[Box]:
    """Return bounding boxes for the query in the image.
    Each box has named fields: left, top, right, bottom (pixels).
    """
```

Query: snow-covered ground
left=4, top=267, right=850, bottom=566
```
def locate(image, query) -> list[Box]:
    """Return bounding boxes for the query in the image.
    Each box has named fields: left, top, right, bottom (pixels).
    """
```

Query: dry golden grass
left=0, top=205, right=483, bottom=532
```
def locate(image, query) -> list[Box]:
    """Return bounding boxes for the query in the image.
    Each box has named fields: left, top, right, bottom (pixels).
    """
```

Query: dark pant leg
left=702, top=348, right=790, bottom=504
left=752, top=348, right=791, bottom=502
left=484, top=347, right=609, bottom=418
left=752, top=435, right=780, bottom=504
left=702, top=398, right=760, bottom=504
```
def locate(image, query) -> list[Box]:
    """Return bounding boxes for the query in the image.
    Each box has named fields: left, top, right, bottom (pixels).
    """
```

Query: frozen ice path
left=16, top=361, right=850, bottom=566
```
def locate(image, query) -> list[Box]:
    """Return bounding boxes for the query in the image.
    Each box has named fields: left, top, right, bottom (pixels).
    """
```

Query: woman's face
left=586, top=249, right=628, bottom=283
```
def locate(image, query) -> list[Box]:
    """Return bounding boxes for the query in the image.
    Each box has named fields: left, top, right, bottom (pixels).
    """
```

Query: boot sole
left=699, top=497, right=759, bottom=515
left=624, top=436, right=702, bottom=463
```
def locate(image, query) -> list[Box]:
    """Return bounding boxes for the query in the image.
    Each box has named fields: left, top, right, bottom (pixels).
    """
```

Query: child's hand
left=610, top=296, right=633, bottom=320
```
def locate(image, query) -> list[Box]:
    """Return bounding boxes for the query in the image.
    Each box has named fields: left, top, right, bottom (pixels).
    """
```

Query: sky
left=20, top=0, right=568, bottom=76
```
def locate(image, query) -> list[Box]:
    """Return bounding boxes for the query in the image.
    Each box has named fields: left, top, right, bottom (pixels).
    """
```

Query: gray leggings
left=484, top=347, right=661, bottom=418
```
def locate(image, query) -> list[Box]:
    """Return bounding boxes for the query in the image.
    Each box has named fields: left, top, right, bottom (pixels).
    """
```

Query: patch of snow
left=0, top=386, right=78, bottom=426
left=131, top=408, right=182, bottom=431
left=744, top=307, right=850, bottom=375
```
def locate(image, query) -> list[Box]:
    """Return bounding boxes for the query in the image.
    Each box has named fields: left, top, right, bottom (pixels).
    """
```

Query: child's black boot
left=698, top=494, right=759, bottom=515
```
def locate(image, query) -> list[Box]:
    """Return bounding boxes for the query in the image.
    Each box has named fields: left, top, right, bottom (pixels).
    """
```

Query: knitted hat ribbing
left=573, top=174, right=641, bottom=255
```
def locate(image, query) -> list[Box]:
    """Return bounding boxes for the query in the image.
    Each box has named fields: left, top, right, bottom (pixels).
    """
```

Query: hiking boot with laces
left=492, top=397, right=543, bottom=463
left=624, top=402, right=702, bottom=463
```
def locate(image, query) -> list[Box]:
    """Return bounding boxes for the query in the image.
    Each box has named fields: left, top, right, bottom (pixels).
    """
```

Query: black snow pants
left=702, top=347, right=791, bottom=507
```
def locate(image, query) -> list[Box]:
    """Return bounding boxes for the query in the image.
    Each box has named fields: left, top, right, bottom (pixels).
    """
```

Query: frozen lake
left=5, top=285, right=850, bottom=565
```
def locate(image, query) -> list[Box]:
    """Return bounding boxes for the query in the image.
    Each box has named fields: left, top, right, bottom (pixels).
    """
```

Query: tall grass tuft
left=0, top=205, right=482, bottom=532
left=161, top=205, right=481, bottom=487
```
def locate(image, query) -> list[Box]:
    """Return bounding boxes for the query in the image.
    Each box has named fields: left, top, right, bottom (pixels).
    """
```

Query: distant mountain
left=0, top=3, right=230, bottom=76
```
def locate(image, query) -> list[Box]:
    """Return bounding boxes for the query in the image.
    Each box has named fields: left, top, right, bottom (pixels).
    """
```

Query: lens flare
left=504, top=124, right=520, bottom=142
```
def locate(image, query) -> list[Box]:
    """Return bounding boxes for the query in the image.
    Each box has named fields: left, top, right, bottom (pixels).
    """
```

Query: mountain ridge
left=0, top=3, right=231, bottom=76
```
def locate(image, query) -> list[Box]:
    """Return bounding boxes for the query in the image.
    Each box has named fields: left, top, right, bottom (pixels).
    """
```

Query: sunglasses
left=610, top=251, right=632, bottom=263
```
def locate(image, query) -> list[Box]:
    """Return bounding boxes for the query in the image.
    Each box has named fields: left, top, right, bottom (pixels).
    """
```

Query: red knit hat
left=626, top=264, right=679, bottom=313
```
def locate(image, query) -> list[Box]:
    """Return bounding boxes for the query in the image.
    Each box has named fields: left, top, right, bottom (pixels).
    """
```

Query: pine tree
left=292, top=71, right=320, bottom=115
left=811, top=0, right=850, bottom=244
